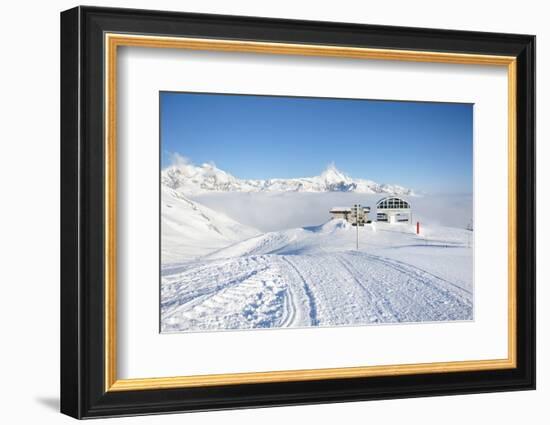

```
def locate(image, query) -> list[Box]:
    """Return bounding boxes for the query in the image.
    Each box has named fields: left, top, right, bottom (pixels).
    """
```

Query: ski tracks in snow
left=161, top=252, right=473, bottom=333
left=333, top=252, right=472, bottom=323
left=279, top=256, right=319, bottom=326
left=161, top=255, right=309, bottom=332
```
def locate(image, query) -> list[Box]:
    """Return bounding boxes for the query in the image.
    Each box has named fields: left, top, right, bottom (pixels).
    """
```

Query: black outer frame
left=60, top=6, right=536, bottom=419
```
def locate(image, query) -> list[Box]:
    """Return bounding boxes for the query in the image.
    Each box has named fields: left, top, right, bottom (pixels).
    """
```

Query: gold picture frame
left=105, top=34, right=517, bottom=392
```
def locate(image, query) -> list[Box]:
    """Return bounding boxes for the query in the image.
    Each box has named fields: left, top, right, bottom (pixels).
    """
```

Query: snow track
left=280, top=256, right=319, bottom=326
left=161, top=250, right=473, bottom=333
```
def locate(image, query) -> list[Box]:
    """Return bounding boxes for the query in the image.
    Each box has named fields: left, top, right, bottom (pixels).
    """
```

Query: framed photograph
left=60, top=6, right=535, bottom=419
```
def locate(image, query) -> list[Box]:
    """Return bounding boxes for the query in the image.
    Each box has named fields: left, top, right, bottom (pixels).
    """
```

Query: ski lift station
left=329, top=197, right=411, bottom=224
left=376, top=196, right=412, bottom=224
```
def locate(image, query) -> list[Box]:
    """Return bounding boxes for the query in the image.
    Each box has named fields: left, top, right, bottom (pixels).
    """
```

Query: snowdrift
left=161, top=187, right=259, bottom=263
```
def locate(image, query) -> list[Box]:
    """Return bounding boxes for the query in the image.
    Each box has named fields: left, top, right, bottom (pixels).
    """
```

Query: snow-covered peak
left=320, top=164, right=352, bottom=185
left=161, top=161, right=243, bottom=193
left=162, top=161, right=414, bottom=196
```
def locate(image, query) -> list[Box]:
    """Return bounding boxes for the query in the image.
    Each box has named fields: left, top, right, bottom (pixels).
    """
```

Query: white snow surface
left=161, top=162, right=413, bottom=195
left=161, top=219, right=473, bottom=333
left=161, top=186, right=260, bottom=263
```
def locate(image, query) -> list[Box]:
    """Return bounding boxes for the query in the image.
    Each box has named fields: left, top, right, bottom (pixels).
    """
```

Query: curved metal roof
left=376, top=196, right=410, bottom=209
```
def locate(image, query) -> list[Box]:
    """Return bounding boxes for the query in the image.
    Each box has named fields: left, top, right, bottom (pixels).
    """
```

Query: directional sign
left=350, top=204, right=366, bottom=250
left=350, top=204, right=366, bottom=227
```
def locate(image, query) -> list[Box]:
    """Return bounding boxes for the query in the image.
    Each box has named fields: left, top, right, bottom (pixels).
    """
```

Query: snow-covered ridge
left=161, top=187, right=259, bottom=263
left=161, top=162, right=413, bottom=195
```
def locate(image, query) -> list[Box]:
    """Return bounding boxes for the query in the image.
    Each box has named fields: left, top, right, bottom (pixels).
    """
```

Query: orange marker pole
left=416, top=221, right=420, bottom=235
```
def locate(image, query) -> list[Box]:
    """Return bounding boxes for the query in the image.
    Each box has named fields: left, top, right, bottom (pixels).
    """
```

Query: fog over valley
left=189, top=192, right=473, bottom=232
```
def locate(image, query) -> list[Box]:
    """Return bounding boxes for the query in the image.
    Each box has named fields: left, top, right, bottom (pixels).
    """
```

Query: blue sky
left=160, top=92, right=473, bottom=194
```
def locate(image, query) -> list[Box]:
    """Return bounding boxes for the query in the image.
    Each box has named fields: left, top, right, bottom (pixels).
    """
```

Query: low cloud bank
left=190, top=192, right=473, bottom=232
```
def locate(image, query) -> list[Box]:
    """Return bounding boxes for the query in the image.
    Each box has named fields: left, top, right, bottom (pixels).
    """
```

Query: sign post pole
left=351, top=204, right=365, bottom=250
left=356, top=208, right=359, bottom=250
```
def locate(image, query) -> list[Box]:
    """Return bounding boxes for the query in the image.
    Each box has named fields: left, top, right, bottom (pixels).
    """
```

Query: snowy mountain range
left=161, top=162, right=413, bottom=195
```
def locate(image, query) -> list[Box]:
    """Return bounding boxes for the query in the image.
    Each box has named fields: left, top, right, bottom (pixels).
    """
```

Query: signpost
left=350, top=204, right=366, bottom=250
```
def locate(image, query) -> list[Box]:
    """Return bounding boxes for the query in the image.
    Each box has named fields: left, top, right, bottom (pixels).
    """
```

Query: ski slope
left=161, top=186, right=259, bottom=263
left=161, top=220, right=473, bottom=333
